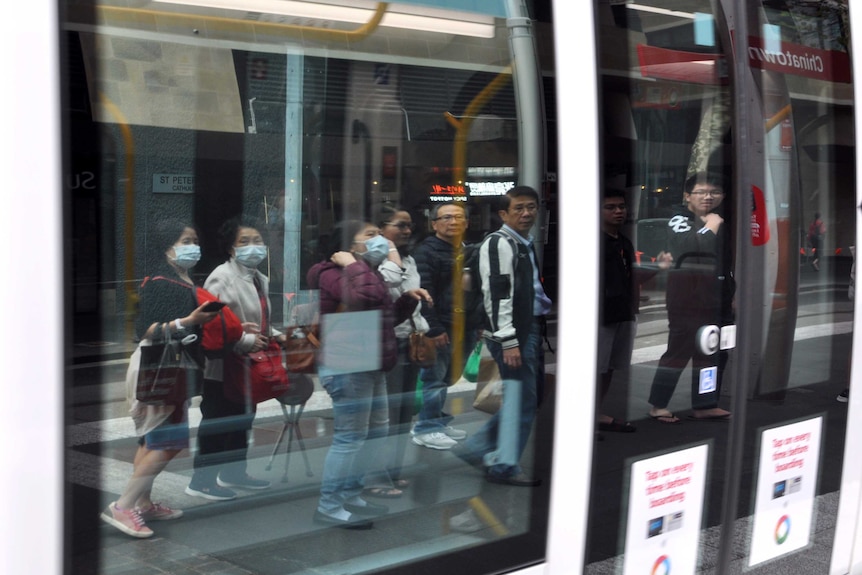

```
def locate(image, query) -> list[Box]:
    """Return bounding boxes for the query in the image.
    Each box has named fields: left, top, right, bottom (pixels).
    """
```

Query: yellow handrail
left=446, top=67, right=513, bottom=377
left=99, top=92, right=138, bottom=340
left=765, top=104, right=792, bottom=132
left=93, top=2, right=388, bottom=43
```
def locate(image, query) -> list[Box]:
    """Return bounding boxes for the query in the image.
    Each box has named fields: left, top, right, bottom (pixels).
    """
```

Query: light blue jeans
left=463, top=320, right=542, bottom=477
left=414, top=331, right=478, bottom=435
left=317, top=371, right=390, bottom=514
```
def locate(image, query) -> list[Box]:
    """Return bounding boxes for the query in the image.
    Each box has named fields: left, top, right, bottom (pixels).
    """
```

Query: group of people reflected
left=103, top=186, right=551, bottom=538
left=598, top=171, right=734, bottom=438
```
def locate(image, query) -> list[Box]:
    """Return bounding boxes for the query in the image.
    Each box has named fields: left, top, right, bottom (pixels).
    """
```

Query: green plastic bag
left=414, top=373, right=424, bottom=415
left=463, top=341, right=483, bottom=383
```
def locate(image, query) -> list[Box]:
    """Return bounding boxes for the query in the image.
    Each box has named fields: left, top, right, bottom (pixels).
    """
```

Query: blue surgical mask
left=362, top=235, right=390, bottom=267
left=234, top=244, right=267, bottom=268
left=171, top=244, right=201, bottom=269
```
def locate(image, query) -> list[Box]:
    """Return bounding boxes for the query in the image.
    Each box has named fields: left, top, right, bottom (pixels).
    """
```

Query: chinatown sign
left=748, top=36, right=851, bottom=84
left=637, top=37, right=850, bottom=85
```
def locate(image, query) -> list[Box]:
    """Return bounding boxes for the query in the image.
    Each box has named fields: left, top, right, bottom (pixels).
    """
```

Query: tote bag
left=135, top=326, right=198, bottom=405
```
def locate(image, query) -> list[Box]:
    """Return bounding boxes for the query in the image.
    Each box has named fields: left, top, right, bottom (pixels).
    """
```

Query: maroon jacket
left=307, top=259, right=417, bottom=372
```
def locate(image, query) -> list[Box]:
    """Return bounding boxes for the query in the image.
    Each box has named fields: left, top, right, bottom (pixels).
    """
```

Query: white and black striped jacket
left=479, top=227, right=535, bottom=350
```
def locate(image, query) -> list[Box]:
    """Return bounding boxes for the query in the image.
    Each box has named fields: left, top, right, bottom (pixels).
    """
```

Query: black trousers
left=648, top=315, right=727, bottom=411
left=192, top=377, right=257, bottom=483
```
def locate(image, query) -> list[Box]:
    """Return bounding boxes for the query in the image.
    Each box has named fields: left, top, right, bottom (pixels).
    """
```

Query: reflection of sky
left=694, top=13, right=715, bottom=47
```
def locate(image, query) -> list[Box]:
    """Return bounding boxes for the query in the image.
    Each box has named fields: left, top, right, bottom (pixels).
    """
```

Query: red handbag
left=224, top=340, right=290, bottom=404
left=221, top=276, right=290, bottom=403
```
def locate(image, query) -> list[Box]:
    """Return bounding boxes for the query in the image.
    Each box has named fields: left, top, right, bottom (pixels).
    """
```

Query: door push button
left=720, top=325, right=736, bottom=350
left=696, top=325, right=737, bottom=354
left=697, top=325, right=721, bottom=355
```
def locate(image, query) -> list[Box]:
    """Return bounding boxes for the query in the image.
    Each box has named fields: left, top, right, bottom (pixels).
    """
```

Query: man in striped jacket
left=455, top=186, right=552, bottom=487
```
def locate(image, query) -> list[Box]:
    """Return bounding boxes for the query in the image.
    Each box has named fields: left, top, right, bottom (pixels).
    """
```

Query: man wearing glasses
left=648, top=172, right=734, bottom=424
left=455, top=186, right=551, bottom=486
left=412, top=202, right=477, bottom=449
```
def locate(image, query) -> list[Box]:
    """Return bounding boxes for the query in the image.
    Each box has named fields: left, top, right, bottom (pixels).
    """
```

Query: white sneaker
left=412, top=431, right=457, bottom=450
left=411, top=426, right=467, bottom=440
left=449, top=508, right=483, bottom=533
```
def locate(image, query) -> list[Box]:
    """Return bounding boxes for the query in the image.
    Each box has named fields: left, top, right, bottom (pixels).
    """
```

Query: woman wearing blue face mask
left=307, top=220, right=429, bottom=529
left=186, top=217, right=286, bottom=501
left=363, top=205, right=431, bottom=498
left=102, top=219, right=220, bottom=538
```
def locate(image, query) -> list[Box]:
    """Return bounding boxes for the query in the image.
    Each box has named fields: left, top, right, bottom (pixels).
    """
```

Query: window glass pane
left=591, top=1, right=853, bottom=573
left=64, top=2, right=558, bottom=574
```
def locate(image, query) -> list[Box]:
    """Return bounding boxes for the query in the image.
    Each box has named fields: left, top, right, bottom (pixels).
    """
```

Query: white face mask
left=171, top=244, right=201, bottom=269
left=234, top=244, right=267, bottom=268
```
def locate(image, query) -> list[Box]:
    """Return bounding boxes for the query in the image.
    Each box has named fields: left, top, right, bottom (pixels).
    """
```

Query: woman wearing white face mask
left=307, top=220, right=429, bottom=529
left=186, top=218, right=286, bottom=501
left=102, top=220, right=220, bottom=538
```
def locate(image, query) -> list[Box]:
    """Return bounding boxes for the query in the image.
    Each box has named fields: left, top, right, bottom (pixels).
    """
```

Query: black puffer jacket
left=414, top=235, right=461, bottom=338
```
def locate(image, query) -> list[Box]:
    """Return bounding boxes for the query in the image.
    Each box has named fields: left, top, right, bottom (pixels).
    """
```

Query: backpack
left=461, top=231, right=520, bottom=330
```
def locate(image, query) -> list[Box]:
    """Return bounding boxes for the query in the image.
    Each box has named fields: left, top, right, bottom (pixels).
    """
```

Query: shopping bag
left=462, top=341, right=483, bottom=383
left=136, top=326, right=197, bottom=405
left=414, top=373, right=424, bottom=415
left=472, top=358, right=502, bottom=414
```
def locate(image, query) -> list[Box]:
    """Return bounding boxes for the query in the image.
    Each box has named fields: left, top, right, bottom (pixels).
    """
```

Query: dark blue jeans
left=414, top=330, right=477, bottom=435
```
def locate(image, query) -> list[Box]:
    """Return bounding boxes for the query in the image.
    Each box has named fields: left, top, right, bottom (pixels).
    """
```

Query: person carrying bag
left=186, top=218, right=286, bottom=501
left=104, top=220, right=222, bottom=539
left=135, top=324, right=201, bottom=406
left=221, top=278, right=290, bottom=405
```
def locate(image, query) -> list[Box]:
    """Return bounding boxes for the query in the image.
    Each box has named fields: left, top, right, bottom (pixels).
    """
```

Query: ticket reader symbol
left=696, top=325, right=721, bottom=355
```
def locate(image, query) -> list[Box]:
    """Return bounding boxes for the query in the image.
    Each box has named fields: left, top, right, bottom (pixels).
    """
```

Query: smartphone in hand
left=202, top=301, right=227, bottom=312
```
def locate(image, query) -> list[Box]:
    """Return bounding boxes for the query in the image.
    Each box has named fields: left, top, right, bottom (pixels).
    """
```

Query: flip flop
left=650, top=412, right=681, bottom=425
left=598, top=418, right=637, bottom=433
left=363, top=487, right=404, bottom=499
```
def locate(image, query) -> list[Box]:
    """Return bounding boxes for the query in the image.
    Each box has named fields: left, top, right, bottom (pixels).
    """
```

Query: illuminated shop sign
left=428, top=167, right=517, bottom=201
left=467, top=181, right=516, bottom=196
left=467, top=166, right=517, bottom=178
left=430, top=184, right=467, bottom=202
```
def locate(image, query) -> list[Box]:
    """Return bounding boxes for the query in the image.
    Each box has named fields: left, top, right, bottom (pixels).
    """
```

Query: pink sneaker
left=100, top=502, right=153, bottom=538
left=137, top=502, right=183, bottom=521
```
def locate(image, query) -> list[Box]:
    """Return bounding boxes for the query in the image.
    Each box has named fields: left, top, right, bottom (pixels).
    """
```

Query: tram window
left=591, top=1, right=853, bottom=574
left=63, top=2, right=559, bottom=575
